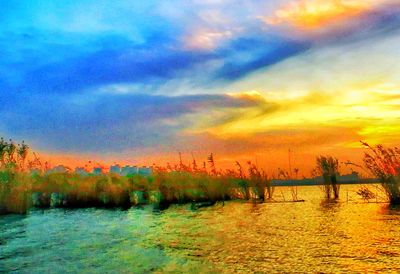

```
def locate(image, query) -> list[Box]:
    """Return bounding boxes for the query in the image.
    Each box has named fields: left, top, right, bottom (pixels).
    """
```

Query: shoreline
left=271, top=178, right=379, bottom=187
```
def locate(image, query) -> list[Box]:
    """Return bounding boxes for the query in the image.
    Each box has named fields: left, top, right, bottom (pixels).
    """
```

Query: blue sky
left=1, top=0, right=400, bottom=170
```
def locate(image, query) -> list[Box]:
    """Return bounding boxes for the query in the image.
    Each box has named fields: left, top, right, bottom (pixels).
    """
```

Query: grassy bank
left=0, top=169, right=273, bottom=214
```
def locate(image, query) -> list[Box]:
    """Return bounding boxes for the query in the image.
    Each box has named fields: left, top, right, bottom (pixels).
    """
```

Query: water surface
left=1, top=185, right=400, bottom=273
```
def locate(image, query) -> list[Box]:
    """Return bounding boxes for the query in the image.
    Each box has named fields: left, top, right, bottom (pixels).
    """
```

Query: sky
left=1, top=0, right=400, bottom=175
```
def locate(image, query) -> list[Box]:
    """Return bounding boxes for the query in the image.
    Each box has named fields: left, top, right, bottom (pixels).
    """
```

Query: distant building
left=92, top=167, right=103, bottom=175
left=138, top=166, right=152, bottom=176
left=75, top=167, right=88, bottom=176
left=109, top=165, right=121, bottom=174
left=121, top=165, right=138, bottom=176
left=46, top=165, right=69, bottom=174
left=337, top=172, right=359, bottom=183
left=118, top=165, right=152, bottom=176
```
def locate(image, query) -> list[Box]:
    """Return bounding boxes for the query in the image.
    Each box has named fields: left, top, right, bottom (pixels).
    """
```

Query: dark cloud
left=14, top=32, right=218, bottom=94
left=7, top=32, right=310, bottom=96
left=0, top=92, right=257, bottom=152
left=215, top=37, right=309, bottom=80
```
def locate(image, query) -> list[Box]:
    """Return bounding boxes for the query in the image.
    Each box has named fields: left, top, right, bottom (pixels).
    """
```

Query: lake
left=1, top=185, right=400, bottom=273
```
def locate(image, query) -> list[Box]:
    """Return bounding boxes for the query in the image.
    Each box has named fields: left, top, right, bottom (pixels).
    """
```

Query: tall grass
left=362, top=142, right=400, bottom=204
left=277, top=169, right=299, bottom=201
left=0, top=140, right=276, bottom=214
left=7, top=167, right=264, bottom=212
left=0, top=138, right=31, bottom=214
left=6, top=137, right=399, bottom=214
left=315, top=156, right=340, bottom=199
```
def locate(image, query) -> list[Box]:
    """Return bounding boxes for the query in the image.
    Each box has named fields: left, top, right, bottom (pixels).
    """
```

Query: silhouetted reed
left=277, top=168, right=300, bottom=201
left=356, top=186, right=376, bottom=202
left=315, top=156, right=340, bottom=199
left=362, top=142, right=400, bottom=204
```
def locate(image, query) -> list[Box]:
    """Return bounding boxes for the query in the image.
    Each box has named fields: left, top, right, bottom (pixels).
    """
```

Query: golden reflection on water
left=149, top=185, right=400, bottom=273
left=1, top=185, right=399, bottom=273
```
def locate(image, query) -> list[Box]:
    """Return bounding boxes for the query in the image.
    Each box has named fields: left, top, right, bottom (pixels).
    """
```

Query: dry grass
left=315, top=156, right=340, bottom=199
left=362, top=142, right=400, bottom=204
left=1, top=140, right=275, bottom=214
left=6, top=138, right=400, bottom=214
left=1, top=169, right=265, bottom=213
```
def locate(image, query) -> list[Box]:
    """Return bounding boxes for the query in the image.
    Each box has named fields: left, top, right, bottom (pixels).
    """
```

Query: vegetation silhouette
left=0, top=139, right=278, bottom=214
left=361, top=141, right=400, bottom=204
left=2, top=137, right=400, bottom=215
left=315, top=156, right=340, bottom=200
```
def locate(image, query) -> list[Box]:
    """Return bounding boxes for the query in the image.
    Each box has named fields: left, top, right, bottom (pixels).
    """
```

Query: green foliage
left=0, top=170, right=31, bottom=214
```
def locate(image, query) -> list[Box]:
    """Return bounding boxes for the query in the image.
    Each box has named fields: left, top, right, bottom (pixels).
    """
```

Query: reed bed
left=3, top=137, right=400, bottom=215
left=0, top=170, right=273, bottom=214
left=0, top=138, right=275, bottom=214
left=315, top=156, right=340, bottom=200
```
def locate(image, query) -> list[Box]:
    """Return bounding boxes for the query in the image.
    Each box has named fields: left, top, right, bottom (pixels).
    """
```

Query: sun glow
left=263, top=0, right=382, bottom=29
left=200, top=82, right=400, bottom=149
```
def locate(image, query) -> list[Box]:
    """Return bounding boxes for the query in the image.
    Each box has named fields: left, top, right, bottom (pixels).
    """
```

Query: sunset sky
left=1, top=0, right=400, bottom=175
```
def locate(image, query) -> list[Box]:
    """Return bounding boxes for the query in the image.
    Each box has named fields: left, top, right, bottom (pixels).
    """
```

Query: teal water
left=1, top=185, right=400, bottom=273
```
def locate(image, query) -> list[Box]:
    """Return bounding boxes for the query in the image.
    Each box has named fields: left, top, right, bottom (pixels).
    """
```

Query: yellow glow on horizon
left=197, top=81, right=400, bottom=149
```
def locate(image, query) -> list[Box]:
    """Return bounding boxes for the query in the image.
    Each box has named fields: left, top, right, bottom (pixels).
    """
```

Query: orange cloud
left=262, top=0, right=381, bottom=30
